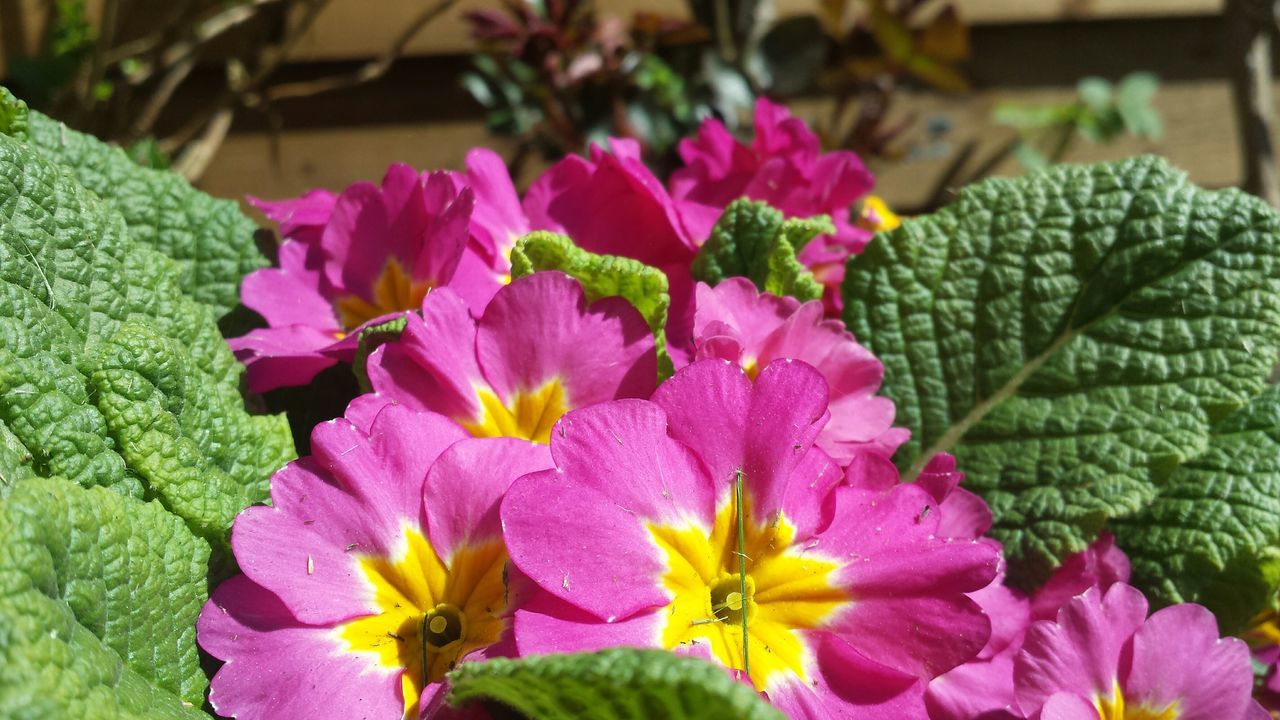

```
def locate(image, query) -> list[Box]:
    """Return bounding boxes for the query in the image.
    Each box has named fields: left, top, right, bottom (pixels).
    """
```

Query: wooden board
left=287, top=0, right=1224, bottom=61
left=198, top=78, right=1241, bottom=215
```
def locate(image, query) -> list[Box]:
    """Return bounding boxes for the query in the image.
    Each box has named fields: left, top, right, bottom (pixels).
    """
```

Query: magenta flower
left=925, top=533, right=1132, bottom=720
left=197, top=405, right=551, bottom=719
left=669, top=98, right=896, bottom=313
left=523, top=138, right=717, bottom=357
left=451, top=147, right=530, bottom=282
left=501, top=358, right=999, bottom=718
left=231, top=163, right=511, bottom=392
left=366, top=272, right=656, bottom=444
left=1244, top=611, right=1280, bottom=713
left=1016, top=583, right=1258, bottom=720
left=692, top=277, right=908, bottom=463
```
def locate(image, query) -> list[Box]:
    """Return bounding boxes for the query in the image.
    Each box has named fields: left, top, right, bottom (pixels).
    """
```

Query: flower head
left=367, top=271, right=656, bottom=444
left=197, top=405, right=551, bottom=719
left=232, top=163, right=507, bottom=392
left=501, top=358, right=998, bottom=717
left=692, top=277, right=907, bottom=463
left=249, top=188, right=337, bottom=246
left=1016, top=583, right=1257, bottom=720
left=669, top=99, right=892, bottom=313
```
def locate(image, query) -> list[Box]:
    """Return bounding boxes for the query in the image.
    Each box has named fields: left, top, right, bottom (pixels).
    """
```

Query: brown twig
left=260, top=0, right=461, bottom=103
left=1226, top=0, right=1280, bottom=208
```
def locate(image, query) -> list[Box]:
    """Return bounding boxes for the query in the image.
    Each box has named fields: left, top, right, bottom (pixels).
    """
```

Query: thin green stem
left=734, top=469, right=749, bottom=680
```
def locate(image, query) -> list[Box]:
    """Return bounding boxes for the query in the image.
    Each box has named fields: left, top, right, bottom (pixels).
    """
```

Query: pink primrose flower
left=669, top=98, right=898, bottom=313
left=233, top=153, right=525, bottom=393
left=197, top=404, right=552, bottom=719
left=500, top=358, right=999, bottom=718
left=365, top=272, right=657, bottom=444
left=1015, top=583, right=1259, bottom=720
left=691, top=277, right=908, bottom=463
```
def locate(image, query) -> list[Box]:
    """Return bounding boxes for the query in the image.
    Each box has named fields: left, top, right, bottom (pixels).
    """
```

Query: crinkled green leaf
left=447, top=648, right=784, bottom=720
left=0, top=87, right=28, bottom=140
left=15, top=108, right=264, bottom=317
left=0, top=419, right=35, bottom=495
left=0, top=477, right=208, bottom=718
left=0, top=130, right=294, bottom=545
left=512, top=230, right=673, bottom=378
left=842, top=156, right=1280, bottom=587
left=692, top=198, right=826, bottom=303
left=1112, top=385, right=1280, bottom=631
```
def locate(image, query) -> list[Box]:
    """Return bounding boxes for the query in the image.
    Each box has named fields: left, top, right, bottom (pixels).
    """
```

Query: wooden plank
left=198, top=78, right=1243, bottom=215
left=288, top=0, right=1224, bottom=61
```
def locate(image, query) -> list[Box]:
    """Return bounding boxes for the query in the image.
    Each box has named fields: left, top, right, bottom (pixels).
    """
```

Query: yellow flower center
left=460, top=380, right=567, bottom=444
left=646, top=493, right=849, bottom=691
left=859, top=195, right=901, bottom=232
left=1095, top=682, right=1180, bottom=720
left=334, top=258, right=431, bottom=330
left=337, top=527, right=507, bottom=718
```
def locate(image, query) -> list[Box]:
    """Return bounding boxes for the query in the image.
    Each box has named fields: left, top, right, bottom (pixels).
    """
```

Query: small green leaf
left=447, top=648, right=784, bottom=720
left=1112, top=385, right=1280, bottom=631
left=353, top=315, right=409, bottom=393
left=843, top=156, right=1280, bottom=587
left=0, top=87, right=29, bottom=140
left=512, top=231, right=673, bottom=378
left=692, top=199, right=827, bottom=303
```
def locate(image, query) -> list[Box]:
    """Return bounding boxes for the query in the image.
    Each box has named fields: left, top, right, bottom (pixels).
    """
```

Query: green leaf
left=17, top=108, right=265, bottom=318
left=692, top=199, right=827, bottom=303
left=0, top=130, right=294, bottom=545
left=0, top=87, right=29, bottom=140
left=1112, top=385, right=1280, bottom=631
left=0, top=477, right=209, bottom=717
left=842, top=156, right=1280, bottom=587
left=447, top=648, right=785, bottom=720
left=353, top=314, right=409, bottom=393
left=512, top=231, right=674, bottom=378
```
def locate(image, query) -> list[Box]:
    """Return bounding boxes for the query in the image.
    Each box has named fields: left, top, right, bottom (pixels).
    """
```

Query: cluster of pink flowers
left=206, top=100, right=1269, bottom=719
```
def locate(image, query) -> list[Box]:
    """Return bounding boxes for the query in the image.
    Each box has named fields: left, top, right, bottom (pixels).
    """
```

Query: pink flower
left=231, top=163, right=507, bottom=393
left=1244, top=610, right=1280, bottom=713
left=452, top=148, right=530, bottom=281
left=692, top=277, right=907, bottom=463
left=669, top=99, right=894, bottom=313
left=524, top=137, right=717, bottom=360
left=501, top=358, right=999, bottom=718
left=197, top=404, right=552, bottom=719
left=1015, top=583, right=1259, bottom=720
left=366, top=272, right=657, bottom=444
left=925, top=533, right=1132, bottom=720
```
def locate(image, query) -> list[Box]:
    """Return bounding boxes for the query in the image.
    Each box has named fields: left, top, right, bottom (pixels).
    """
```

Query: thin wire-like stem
left=734, top=469, right=750, bottom=680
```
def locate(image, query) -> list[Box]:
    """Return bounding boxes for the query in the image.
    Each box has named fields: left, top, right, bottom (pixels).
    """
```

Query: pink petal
left=248, top=189, right=337, bottom=245
left=1030, top=532, right=1131, bottom=621
left=768, top=630, right=927, bottom=720
left=228, top=325, right=341, bottom=393
left=424, top=437, right=551, bottom=560
left=1123, top=603, right=1253, bottom=720
left=1038, top=692, right=1101, bottom=720
left=464, top=147, right=529, bottom=261
left=512, top=591, right=664, bottom=656
left=367, top=288, right=484, bottom=422
left=199, top=576, right=406, bottom=720
left=925, top=650, right=1021, bottom=720
left=476, top=272, right=656, bottom=409
left=819, top=484, right=1000, bottom=678
left=1014, top=583, right=1148, bottom=715
left=651, top=358, right=830, bottom=534
left=502, top=399, right=716, bottom=621
left=240, top=241, right=339, bottom=329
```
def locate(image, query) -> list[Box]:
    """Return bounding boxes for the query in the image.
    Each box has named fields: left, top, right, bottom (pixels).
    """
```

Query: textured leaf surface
left=15, top=109, right=264, bottom=317
left=448, top=648, right=785, bottom=720
left=692, top=199, right=826, bottom=303
left=842, top=156, right=1280, bottom=586
left=0, top=478, right=208, bottom=718
left=0, top=87, right=27, bottom=139
left=512, top=231, right=673, bottom=377
left=1112, top=385, right=1280, bottom=630
left=0, top=130, right=294, bottom=544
